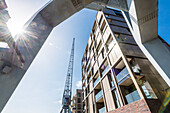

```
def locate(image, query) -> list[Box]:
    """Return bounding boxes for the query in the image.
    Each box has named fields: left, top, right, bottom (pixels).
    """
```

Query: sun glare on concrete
left=7, top=19, right=25, bottom=37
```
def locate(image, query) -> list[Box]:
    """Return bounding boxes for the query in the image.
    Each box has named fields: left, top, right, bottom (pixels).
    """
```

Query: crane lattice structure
left=60, top=38, right=75, bottom=113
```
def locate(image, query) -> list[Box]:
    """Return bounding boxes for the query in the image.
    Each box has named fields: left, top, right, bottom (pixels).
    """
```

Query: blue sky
left=2, top=0, right=170, bottom=113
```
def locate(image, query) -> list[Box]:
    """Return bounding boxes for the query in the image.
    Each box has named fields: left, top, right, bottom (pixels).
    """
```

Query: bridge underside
left=0, top=0, right=169, bottom=112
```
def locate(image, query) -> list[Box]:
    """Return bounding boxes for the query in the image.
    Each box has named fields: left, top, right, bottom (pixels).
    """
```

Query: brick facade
left=107, top=99, right=151, bottom=113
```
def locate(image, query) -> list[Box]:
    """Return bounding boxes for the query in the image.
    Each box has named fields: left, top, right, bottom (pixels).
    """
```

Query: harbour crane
left=60, top=38, right=75, bottom=113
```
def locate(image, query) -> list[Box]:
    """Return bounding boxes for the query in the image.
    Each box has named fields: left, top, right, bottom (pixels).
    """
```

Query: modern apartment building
left=81, top=8, right=169, bottom=113
left=71, top=89, right=83, bottom=113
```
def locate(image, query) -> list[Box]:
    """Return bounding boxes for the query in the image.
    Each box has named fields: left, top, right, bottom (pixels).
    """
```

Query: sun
left=7, top=19, right=25, bottom=37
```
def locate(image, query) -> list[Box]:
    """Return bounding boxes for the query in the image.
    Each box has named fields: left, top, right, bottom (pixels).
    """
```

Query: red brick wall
left=107, top=99, right=151, bottom=113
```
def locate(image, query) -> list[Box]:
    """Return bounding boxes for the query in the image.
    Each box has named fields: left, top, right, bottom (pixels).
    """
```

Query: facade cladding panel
left=81, top=8, right=170, bottom=113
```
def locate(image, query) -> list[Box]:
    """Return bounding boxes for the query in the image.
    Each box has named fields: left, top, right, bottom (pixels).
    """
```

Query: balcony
left=94, top=76, right=100, bottom=87
left=115, top=67, right=129, bottom=82
left=87, top=67, right=91, bottom=75
left=118, top=74, right=130, bottom=85
left=88, top=76, right=92, bottom=82
left=110, top=81, right=116, bottom=89
left=99, top=107, right=106, bottom=113
left=125, top=90, right=141, bottom=104
left=95, top=90, right=103, bottom=102
left=71, top=101, right=76, bottom=107
left=71, top=107, right=76, bottom=112
left=82, top=79, right=85, bottom=83
left=101, top=65, right=110, bottom=77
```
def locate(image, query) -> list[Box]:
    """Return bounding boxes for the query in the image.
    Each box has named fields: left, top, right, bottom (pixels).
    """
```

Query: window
left=107, top=72, right=115, bottom=88
left=114, top=10, right=123, bottom=17
left=94, top=73, right=100, bottom=87
left=105, top=14, right=109, bottom=17
left=105, top=34, right=114, bottom=52
left=112, top=60, right=129, bottom=83
left=92, top=21, right=97, bottom=34
left=78, top=98, right=81, bottom=103
left=112, top=89, right=120, bottom=108
left=107, top=18, right=112, bottom=23
left=96, top=41, right=102, bottom=54
left=100, top=60, right=109, bottom=77
left=101, top=48, right=106, bottom=59
left=99, top=15, right=103, bottom=26
left=141, top=81, right=157, bottom=99
left=115, top=33, right=124, bottom=41
left=77, top=92, right=81, bottom=97
left=77, top=104, right=81, bottom=109
left=101, top=20, right=106, bottom=33
left=123, top=83, right=141, bottom=104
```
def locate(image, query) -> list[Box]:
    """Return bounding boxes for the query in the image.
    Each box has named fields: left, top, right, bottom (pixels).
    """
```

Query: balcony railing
left=87, top=67, right=91, bottom=75
left=99, top=107, right=106, bottom=113
left=88, top=76, right=92, bottom=82
left=94, top=76, right=100, bottom=87
left=101, top=65, right=110, bottom=76
left=116, top=67, right=129, bottom=82
left=95, top=90, right=103, bottom=102
left=118, top=74, right=130, bottom=85
left=86, top=58, right=90, bottom=68
left=82, top=78, right=85, bottom=83
left=125, top=90, right=141, bottom=104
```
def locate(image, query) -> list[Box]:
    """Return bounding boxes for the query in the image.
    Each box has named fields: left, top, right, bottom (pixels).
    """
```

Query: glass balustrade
left=87, top=67, right=91, bottom=75
left=101, top=65, right=110, bottom=76
left=125, top=90, right=141, bottom=104
left=99, top=107, right=106, bottom=113
left=95, top=90, right=103, bottom=102
left=88, top=76, right=92, bottom=82
left=86, top=58, right=90, bottom=67
left=94, top=77, right=100, bottom=87
left=118, top=74, right=130, bottom=85
left=115, top=67, right=129, bottom=82
left=82, top=79, right=85, bottom=84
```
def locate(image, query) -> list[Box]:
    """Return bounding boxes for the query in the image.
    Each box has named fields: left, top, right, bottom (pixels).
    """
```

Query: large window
left=101, top=20, right=106, bottom=33
left=129, top=58, right=158, bottom=99
left=107, top=71, right=115, bottom=89
left=94, top=73, right=100, bottom=87
left=112, top=89, right=121, bottom=108
left=77, top=104, right=81, bottom=110
left=112, top=59, right=141, bottom=105
left=112, top=59, right=129, bottom=84
left=77, top=98, right=81, bottom=103
left=77, top=92, right=81, bottom=97
left=105, top=34, right=114, bottom=52
left=100, top=60, right=109, bottom=77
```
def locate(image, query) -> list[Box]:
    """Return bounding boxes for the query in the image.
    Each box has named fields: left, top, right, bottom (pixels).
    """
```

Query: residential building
left=71, top=89, right=83, bottom=113
left=81, top=8, right=169, bottom=113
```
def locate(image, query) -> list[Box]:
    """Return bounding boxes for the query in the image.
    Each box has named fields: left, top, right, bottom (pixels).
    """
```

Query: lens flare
left=7, top=19, right=25, bottom=37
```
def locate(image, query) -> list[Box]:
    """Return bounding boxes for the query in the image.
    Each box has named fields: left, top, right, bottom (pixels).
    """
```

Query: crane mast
left=60, top=38, right=75, bottom=113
